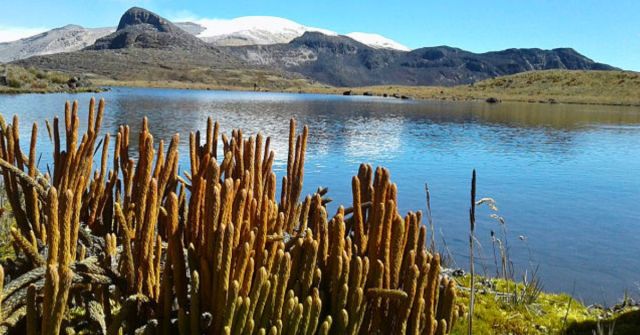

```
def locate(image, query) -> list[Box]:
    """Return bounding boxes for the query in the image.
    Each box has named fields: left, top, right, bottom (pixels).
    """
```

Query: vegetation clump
left=0, top=99, right=461, bottom=334
left=0, top=65, right=102, bottom=94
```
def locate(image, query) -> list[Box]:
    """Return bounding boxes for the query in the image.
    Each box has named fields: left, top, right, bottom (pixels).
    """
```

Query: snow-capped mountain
left=0, top=15, right=411, bottom=63
left=193, top=16, right=336, bottom=46
left=193, top=16, right=409, bottom=51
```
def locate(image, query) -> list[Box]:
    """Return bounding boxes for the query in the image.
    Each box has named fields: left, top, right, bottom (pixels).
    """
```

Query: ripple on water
left=1, top=87, right=640, bottom=304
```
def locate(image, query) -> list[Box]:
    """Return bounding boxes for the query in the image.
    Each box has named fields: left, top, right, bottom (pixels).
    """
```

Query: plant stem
left=468, top=169, right=476, bottom=335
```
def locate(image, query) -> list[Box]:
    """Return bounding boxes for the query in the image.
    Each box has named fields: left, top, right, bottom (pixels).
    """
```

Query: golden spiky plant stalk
left=0, top=100, right=459, bottom=335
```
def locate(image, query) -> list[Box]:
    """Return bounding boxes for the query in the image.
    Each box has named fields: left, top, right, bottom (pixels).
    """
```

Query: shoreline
left=0, top=87, right=106, bottom=94
left=5, top=81, right=640, bottom=108
left=92, top=77, right=640, bottom=108
left=3, top=69, right=639, bottom=108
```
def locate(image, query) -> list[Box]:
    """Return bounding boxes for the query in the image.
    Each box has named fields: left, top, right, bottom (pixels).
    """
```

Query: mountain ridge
left=224, top=32, right=614, bottom=86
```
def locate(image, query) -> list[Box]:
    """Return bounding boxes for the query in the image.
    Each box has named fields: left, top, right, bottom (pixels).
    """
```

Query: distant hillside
left=226, top=32, right=616, bottom=87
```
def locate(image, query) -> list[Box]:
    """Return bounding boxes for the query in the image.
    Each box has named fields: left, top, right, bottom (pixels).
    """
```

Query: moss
left=449, top=275, right=640, bottom=335
left=565, top=309, right=640, bottom=335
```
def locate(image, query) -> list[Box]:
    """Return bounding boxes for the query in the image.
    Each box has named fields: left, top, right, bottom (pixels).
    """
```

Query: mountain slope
left=0, top=25, right=114, bottom=63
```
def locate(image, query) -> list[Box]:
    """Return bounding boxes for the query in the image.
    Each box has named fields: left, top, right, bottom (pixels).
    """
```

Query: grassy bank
left=93, top=70, right=640, bottom=107
left=289, top=70, right=640, bottom=107
left=0, top=65, right=103, bottom=94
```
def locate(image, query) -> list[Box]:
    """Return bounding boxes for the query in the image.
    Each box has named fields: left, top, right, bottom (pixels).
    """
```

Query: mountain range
left=6, top=7, right=616, bottom=87
left=0, top=12, right=409, bottom=63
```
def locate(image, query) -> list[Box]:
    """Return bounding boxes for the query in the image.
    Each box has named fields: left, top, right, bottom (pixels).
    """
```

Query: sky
left=0, top=0, right=638, bottom=70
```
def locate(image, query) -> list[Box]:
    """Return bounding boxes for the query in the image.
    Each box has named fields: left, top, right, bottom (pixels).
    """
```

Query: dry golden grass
left=291, top=70, right=640, bottom=106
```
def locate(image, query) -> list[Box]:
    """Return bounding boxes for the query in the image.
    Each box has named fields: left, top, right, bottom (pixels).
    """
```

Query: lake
left=1, top=87, right=639, bottom=304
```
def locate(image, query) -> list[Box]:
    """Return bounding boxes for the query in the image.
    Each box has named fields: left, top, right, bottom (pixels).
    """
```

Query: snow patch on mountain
left=346, top=32, right=410, bottom=51
left=194, top=16, right=336, bottom=45
left=192, top=16, right=410, bottom=51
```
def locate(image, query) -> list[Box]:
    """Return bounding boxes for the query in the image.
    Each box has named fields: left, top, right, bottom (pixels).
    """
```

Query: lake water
left=1, top=87, right=639, bottom=304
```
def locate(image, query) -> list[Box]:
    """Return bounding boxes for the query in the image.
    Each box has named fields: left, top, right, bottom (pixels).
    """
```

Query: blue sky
left=1, top=0, right=638, bottom=70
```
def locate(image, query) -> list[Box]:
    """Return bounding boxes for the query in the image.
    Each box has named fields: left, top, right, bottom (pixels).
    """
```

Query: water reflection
left=1, top=87, right=640, bottom=304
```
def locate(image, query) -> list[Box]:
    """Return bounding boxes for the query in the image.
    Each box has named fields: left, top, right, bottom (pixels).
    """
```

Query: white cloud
left=0, top=26, right=49, bottom=43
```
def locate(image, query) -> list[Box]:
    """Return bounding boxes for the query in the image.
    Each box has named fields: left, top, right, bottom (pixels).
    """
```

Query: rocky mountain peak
left=117, top=7, right=174, bottom=32
left=89, top=7, right=207, bottom=50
